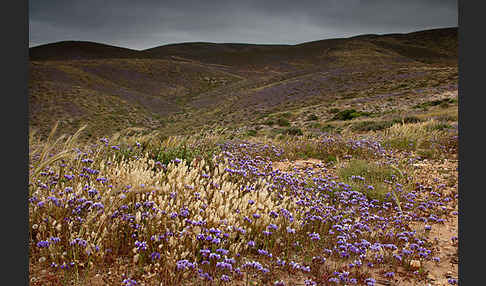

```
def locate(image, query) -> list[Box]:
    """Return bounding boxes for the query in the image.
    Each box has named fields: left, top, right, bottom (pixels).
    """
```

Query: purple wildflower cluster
left=29, top=134, right=457, bottom=285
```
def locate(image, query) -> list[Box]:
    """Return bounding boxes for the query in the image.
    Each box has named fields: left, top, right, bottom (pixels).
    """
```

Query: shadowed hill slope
left=29, top=41, right=142, bottom=61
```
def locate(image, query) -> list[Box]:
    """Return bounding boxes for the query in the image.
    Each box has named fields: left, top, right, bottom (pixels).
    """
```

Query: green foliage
left=399, top=116, right=423, bottom=124
left=285, top=127, right=303, bottom=136
left=337, top=159, right=403, bottom=202
left=320, top=124, right=338, bottom=133
left=280, top=112, right=292, bottom=119
left=439, top=101, right=449, bottom=109
left=154, top=144, right=218, bottom=167
left=277, top=118, right=291, bottom=127
left=331, top=109, right=372, bottom=121
left=413, top=98, right=456, bottom=110
left=307, top=122, right=322, bottom=129
left=384, top=137, right=417, bottom=151
left=426, top=122, right=452, bottom=131
left=246, top=129, right=258, bottom=137
left=351, top=120, right=394, bottom=132
left=329, top=108, right=340, bottom=114
left=325, top=155, right=337, bottom=163
left=263, top=119, right=275, bottom=126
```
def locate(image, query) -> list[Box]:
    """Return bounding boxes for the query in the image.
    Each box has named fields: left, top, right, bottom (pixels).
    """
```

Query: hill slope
left=29, top=27, right=458, bottom=139
left=29, top=41, right=142, bottom=61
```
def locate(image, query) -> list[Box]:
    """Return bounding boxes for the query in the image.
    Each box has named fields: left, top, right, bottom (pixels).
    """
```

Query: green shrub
left=308, top=122, right=322, bottom=129
left=439, top=101, right=450, bottom=109
left=337, top=159, right=405, bottom=202
left=321, top=124, right=341, bottom=133
left=246, top=129, right=258, bottom=137
left=384, top=137, right=417, bottom=151
left=277, top=118, right=291, bottom=127
left=154, top=144, right=218, bottom=167
left=331, top=109, right=372, bottom=121
left=325, top=155, right=337, bottom=164
left=155, top=145, right=196, bottom=166
left=280, top=112, right=292, bottom=119
left=285, top=127, right=303, bottom=136
left=263, top=119, right=275, bottom=126
left=426, top=122, right=452, bottom=131
left=402, top=116, right=423, bottom=124
left=329, top=108, right=340, bottom=114
left=413, top=98, right=456, bottom=110
left=306, top=114, right=319, bottom=121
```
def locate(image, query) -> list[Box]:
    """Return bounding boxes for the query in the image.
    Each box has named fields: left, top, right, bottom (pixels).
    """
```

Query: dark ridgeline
left=30, top=27, right=457, bottom=65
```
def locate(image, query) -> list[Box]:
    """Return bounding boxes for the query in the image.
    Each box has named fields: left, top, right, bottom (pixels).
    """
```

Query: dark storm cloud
left=29, top=0, right=457, bottom=50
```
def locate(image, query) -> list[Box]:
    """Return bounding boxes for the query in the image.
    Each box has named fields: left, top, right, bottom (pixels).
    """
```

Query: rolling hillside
left=29, top=27, right=458, bottom=139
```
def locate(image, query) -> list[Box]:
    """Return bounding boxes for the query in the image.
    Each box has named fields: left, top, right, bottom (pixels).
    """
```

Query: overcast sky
left=29, top=0, right=457, bottom=50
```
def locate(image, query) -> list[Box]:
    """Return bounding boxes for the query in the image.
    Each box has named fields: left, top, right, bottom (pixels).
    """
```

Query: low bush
left=337, top=159, right=410, bottom=202
left=306, top=114, right=319, bottom=121
left=246, top=129, right=258, bottom=137
left=351, top=120, right=394, bottom=132
left=285, top=127, right=303, bottom=136
left=277, top=117, right=291, bottom=127
left=331, top=109, right=372, bottom=121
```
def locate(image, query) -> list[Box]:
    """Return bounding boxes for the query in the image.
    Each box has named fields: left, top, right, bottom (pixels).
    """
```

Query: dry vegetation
left=29, top=115, right=458, bottom=285
left=28, top=27, right=458, bottom=285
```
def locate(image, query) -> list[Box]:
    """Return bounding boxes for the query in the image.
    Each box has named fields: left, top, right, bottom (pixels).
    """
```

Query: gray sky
left=29, top=0, right=458, bottom=50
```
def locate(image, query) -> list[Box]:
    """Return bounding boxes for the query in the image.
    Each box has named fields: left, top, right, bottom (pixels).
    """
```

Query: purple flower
left=151, top=252, right=161, bottom=260
left=268, top=223, right=278, bottom=230
left=365, top=278, right=376, bottom=286
left=200, top=249, right=211, bottom=256
left=216, top=248, right=229, bottom=255
left=36, top=240, right=50, bottom=248
left=49, top=237, right=61, bottom=243
left=209, top=253, right=221, bottom=260
left=258, top=249, right=268, bottom=256
left=220, top=274, right=231, bottom=282
left=134, top=241, right=147, bottom=251
left=304, top=279, right=316, bottom=286
left=122, top=278, right=137, bottom=286
left=448, top=278, right=457, bottom=285
left=309, top=232, right=320, bottom=240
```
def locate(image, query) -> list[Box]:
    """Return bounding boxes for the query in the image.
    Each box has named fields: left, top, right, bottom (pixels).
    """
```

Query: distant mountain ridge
left=30, top=27, right=457, bottom=64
